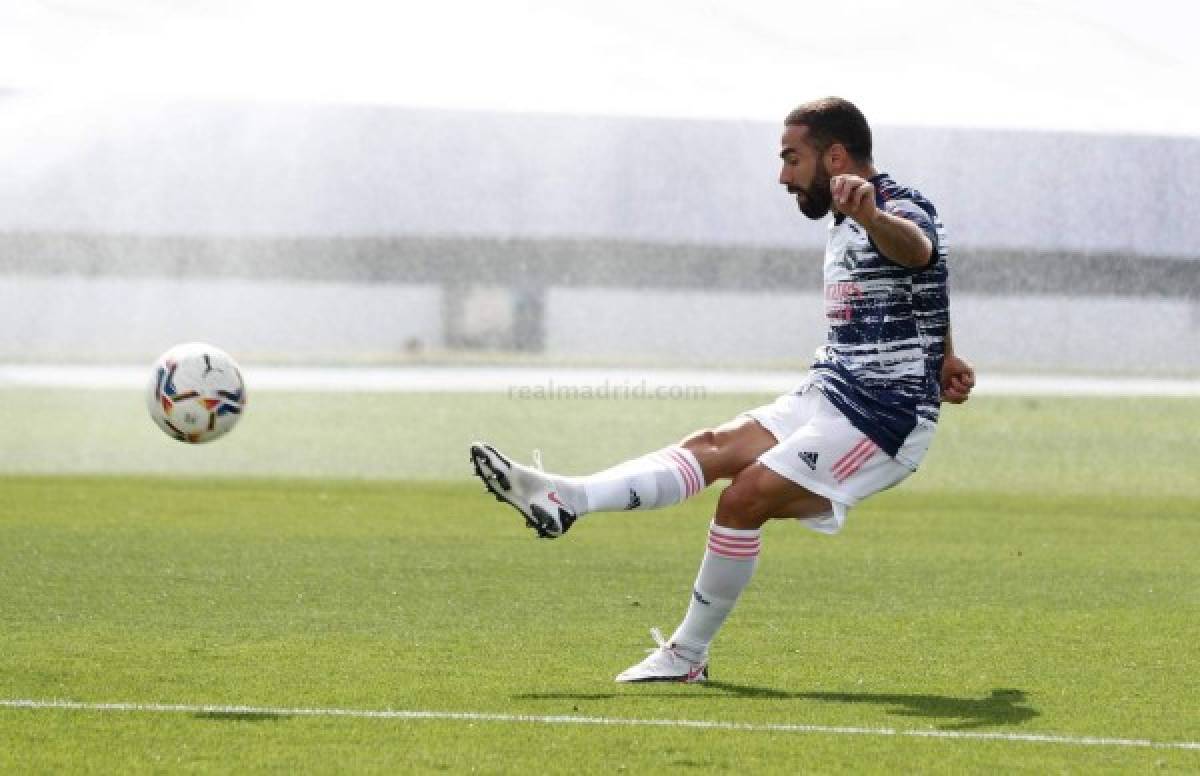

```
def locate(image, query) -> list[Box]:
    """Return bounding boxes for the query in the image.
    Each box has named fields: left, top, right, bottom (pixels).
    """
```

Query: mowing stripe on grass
left=3, top=699, right=1198, bottom=751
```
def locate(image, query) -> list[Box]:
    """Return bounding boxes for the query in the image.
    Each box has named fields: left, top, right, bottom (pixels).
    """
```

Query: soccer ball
left=147, top=343, right=246, bottom=444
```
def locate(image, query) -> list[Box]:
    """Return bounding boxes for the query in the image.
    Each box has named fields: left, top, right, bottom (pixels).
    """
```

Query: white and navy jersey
left=809, top=172, right=949, bottom=461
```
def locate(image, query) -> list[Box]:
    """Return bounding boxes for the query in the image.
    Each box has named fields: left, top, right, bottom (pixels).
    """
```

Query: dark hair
left=785, top=97, right=873, bottom=162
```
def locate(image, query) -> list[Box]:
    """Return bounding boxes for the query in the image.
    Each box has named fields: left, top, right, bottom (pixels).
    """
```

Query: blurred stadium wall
left=1, top=97, right=1197, bottom=372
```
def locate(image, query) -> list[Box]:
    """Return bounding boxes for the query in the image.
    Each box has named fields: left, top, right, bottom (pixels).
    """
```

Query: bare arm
left=831, top=174, right=933, bottom=268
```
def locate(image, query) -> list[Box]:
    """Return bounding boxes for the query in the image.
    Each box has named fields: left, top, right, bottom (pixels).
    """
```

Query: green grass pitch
left=1, top=390, right=1198, bottom=773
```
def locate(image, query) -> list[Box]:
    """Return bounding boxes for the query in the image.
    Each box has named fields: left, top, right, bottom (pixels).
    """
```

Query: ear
left=824, top=142, right=847, bottom=173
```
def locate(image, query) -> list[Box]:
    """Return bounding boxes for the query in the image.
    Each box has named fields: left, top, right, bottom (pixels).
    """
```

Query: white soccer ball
left=147, top=342, right=247, bottom=444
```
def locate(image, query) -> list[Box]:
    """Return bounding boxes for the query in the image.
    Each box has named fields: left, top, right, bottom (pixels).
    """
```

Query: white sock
left=669, top=522, right=762, bottom=659
left=567, top=446, right=705, bottom=515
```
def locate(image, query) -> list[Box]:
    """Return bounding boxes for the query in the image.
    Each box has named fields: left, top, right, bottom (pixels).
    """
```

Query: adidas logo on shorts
left=799, top=451, right=819, bottom=470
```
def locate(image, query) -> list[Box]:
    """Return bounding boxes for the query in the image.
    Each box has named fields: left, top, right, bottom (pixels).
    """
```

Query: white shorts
left=743, top=383, right=935, bottom=535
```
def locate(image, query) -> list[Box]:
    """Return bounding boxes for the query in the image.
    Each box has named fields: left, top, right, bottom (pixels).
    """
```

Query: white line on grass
left=2, top=699, right=1198, bottom=751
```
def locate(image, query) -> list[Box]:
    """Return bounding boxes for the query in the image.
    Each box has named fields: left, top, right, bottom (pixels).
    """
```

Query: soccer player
left=471, top=97, right=976, bottom=682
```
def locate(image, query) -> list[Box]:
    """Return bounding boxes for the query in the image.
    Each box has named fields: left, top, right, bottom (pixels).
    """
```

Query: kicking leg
left=470, top=416, right=777, bottom=539
left=574, top=415, right=776, bottom=513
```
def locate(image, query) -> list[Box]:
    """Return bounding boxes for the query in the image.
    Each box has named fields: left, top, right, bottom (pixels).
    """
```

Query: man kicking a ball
left=471, top=97, right=975, bottom=683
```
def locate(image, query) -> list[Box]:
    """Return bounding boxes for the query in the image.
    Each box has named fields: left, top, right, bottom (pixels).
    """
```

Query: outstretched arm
left=831, top=174, right=933, bottom=268
left=940, top=327, right=975, bottom=404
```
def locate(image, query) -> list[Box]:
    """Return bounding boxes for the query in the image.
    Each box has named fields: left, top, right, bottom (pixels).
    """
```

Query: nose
left=779, top=164, right=790, bottom=186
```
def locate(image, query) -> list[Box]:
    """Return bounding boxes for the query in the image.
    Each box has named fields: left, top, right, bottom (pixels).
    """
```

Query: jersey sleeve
left=883, top=198, right=940, bottom=265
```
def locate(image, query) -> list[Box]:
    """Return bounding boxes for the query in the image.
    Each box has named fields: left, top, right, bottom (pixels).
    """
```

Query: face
left=779, top=124, right=832, bottom=220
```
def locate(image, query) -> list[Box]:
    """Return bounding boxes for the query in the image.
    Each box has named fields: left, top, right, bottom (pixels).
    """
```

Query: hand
left=940, top=354, right=976, bottom=404
left=831, top=174, right=878, bottom=225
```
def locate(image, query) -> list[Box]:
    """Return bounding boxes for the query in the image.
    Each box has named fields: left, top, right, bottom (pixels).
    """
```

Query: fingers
left=831, top=174, right=860, bottom=206
left=831, top=174, right=874, bottom=220
left=940, top=356, right=976, bottom=405
left=941, top=371, right=974, bottom=404
left=853, top=183, right=873, bottom=212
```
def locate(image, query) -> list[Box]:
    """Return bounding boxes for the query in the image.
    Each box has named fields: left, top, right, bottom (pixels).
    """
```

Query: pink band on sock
left=707, top=526, right=761, bottom=559
left=666, top=447, right=703, bottom=497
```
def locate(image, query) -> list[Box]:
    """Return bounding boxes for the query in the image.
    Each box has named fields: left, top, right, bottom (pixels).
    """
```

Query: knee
left=683, top=426, right=749, bottom=482
left=715, top=476, right=771, bottom=529
left=680, top=427, right=719, bottom=453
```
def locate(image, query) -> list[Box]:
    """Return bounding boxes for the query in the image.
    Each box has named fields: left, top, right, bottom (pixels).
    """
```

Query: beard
left=791, top=167, right=833, bottom=220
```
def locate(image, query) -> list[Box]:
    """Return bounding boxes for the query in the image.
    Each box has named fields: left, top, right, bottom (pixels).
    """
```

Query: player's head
left=779, top=97, right=873, bottom=219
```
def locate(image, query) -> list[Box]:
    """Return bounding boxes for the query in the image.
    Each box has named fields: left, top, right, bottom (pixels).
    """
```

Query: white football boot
left=470, top=443, right=578, bottom=539
left=615, top=628, right=709, bottom=683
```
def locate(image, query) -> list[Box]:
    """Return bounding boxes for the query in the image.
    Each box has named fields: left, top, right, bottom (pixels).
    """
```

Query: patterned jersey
left=809, top=172, right=949, bottom=463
